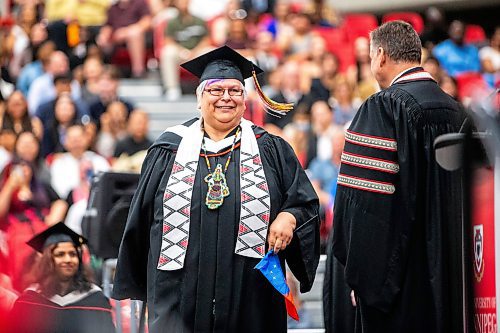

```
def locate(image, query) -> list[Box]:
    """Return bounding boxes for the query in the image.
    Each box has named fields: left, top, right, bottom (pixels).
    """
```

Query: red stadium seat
left=314, top=27, right=348, bottom=51
left=342, top=13, right=378, bottom=43
left=382, top=11, right=424, bottom=34
left=464, top=24, right=487, bottom=45
left=314, top=27, right=355, bottom=73
left=455, top=72, right=489, bottom=101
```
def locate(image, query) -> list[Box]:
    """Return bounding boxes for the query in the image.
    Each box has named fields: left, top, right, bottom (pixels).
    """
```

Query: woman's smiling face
left=199, top=79, right=246, bottom=133
left=52, top=242, right=79, bottom=282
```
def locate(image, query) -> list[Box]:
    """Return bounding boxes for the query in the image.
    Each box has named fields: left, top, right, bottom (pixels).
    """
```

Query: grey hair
left=370, top=20, right=422, bottom=63
left=195, top=79, right=248, bottom=109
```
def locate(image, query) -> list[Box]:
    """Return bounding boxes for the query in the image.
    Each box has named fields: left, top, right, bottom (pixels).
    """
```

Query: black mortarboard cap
left=180, top=45, right=263, bottom=83
left=27, top=222, right=87, bottom=253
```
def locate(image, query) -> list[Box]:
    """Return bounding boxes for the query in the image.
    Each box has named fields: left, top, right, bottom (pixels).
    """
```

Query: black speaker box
left=82, top=172, right=140, bottom=259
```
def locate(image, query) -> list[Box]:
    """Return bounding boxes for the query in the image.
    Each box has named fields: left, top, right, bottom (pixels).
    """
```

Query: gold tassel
left=252, top=71, right=294, bottom=115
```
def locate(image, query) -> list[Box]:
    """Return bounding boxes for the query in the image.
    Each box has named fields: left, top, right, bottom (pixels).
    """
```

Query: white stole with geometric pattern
left=158, top=118, right=270, bottom=271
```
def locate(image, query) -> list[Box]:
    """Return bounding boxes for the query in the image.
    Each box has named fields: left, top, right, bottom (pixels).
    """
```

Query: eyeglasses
left=204, top=88, right=244, bottom=96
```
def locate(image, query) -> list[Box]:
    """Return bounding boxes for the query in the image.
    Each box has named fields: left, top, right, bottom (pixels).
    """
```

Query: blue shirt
left=307, top=158, right=339, bottom=193
left=433, top=39, right=480, bottom=77
left=16, top=61, right=43, bottom=96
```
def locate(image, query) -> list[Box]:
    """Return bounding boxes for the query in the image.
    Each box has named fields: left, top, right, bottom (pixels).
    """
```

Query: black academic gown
left=8, top=286, right=115, bottom=333
left=112, top=119, right=320, bottom=333
left=324, top=68, right=467, bottom=333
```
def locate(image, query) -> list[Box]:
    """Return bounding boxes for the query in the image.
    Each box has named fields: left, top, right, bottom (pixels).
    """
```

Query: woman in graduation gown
left=112, top=46, right=320, bottom=333
left=7, top=223, right=115, bottom=333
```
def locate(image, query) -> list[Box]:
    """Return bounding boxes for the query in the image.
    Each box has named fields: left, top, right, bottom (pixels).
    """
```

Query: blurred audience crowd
left=0, top=0, right=498, bottom=329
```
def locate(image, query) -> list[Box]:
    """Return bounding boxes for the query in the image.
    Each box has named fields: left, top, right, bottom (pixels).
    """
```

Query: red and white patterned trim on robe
left=341, top=151, right=400, bottom=174
left=345, top=130, right=397, bottom=151
left=337, top=174, right=395, bottom=194
left=392, top=70, right=435, bottom=85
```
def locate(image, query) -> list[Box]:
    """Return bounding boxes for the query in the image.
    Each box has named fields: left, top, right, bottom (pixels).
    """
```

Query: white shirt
left=27, top=73, right=81, bottom=115
left=50, top=151, right=110, bottom=199
left=479, top=46, right=500, bottom=71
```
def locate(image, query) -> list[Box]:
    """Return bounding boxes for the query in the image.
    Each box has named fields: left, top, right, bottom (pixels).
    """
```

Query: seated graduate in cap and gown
left=112, top=45, right=320, bottom=333
left=7, top=222, right=115, bottom=333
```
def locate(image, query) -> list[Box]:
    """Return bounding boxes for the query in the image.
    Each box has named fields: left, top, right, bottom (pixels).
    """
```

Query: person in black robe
left=323, top=21, right=468, bottom=333
left=112, top=46, right=320, bottom=333
left=7, top=222, right=115, bottom=333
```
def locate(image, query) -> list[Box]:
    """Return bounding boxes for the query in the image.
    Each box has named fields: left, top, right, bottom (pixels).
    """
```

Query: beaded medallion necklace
left=201, top=126, right=241, bottom=209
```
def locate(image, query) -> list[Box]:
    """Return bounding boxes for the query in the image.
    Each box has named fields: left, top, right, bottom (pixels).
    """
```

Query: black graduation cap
left=181, top=45, right=263, bottom=83
left=181, top=45, right=293, bottom=114
left=27, top=222, right=87, bottom=253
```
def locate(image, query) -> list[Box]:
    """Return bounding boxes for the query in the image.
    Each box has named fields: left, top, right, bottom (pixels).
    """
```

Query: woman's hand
left=268, top=212, right=296, bottom=253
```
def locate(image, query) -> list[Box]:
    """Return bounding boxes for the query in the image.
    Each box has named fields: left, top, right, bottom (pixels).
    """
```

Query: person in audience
left=95, top=100, right=128, bottom=158
left=281, top=105, right=311, bottom=167
left=330, top=75, right=361, bottom=126
left=479, top=26, right=500, bottom=86
left=265, top=0, right=293, bottom=41
left=43, top=0, right=78, bottom=53
left=279, top=11, right=316, bottom=61
left=420, top=6, right=448, bottom=50
left=80, top=56, right=105, bottom=104
left=347, top=36, right=371, bottom=87
left=88, top=65, right=135, bottom=127
left=16, top=40, right=55, bottom=97
left=7, top=222, right=115, bottom=333
left=208, top=0, right=246, bottom=47
left=27, top=51, right=81, bottom=114
left=15, top=129, right=51, bottom=183
left=41, top=93, right=81, bottom=157
left=0, top=132, right=67, bottom=291
left=433, top=20, right=481, bottom=77
left=307, top=127, right=345, bottom=230
left=1, top=90, right=43, bottom=140
left=439, top=74, right=459, bottom=100
left=160, top=0, right=211, bottom=100
left=300, top=35, right=328, bottom=93
left=113, top=109, right=152, bottom=158
left=225, top=18, right=254, bottom=56
left=347, top=37, right=380, bottom=101
left=96, top=0, right=152, bottom=78
left=307, top=100, right=336, bottom=169
left=264, top=60, right=305, bottom=134
left=422, top=56, right=442, bottom=82
left=36, top=72, right=90, bottom=128
left=252, top=31, right=279, bottom=86
left=112, top=110, right=152, bottom=172
left=5, top=4, right=39, bottom=80
left=74, top=0, right=112, bottom=45
left=50, top=124, right=109, bottom=199
left=64, top=159, right=94, bottom=234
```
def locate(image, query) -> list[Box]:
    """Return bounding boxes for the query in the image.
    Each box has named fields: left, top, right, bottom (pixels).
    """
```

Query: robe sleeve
left=332, top=90, right=412, bottom=312
left=112, top=146, right=173, bottom=301
left=265, top=136, right=321, bottom=293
